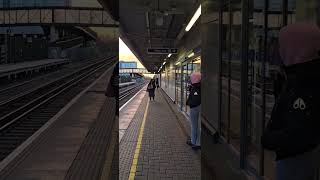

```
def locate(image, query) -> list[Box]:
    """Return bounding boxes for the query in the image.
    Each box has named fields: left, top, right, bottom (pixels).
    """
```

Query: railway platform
left=119, top=88, right=201, bottom=180
left=0, top=58, right=70, bottom=79
left=0, top=65, right=117, bottom=180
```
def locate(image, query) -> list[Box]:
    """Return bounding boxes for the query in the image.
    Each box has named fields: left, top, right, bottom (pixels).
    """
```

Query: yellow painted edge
left=128, top=99, right=149, bottom=180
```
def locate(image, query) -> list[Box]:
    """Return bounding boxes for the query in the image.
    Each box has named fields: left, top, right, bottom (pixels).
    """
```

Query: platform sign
left=147, top=48, right=178, bottom=54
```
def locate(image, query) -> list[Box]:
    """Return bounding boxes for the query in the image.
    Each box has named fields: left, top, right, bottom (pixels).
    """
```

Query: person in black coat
left=262, top=23, right=320, bottom=180
left=186, top=72, right=201, bottom=150
left=147, top=79, right=156, bottom=101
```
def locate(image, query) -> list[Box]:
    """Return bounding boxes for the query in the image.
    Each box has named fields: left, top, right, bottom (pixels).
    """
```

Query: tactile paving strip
left=119, top=96, right=148, bottom=180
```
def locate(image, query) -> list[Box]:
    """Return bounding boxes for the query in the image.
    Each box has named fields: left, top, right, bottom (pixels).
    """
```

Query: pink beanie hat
left=190, top=72, right=201, bottom=84
left=279, top=23, right=320, bottom=66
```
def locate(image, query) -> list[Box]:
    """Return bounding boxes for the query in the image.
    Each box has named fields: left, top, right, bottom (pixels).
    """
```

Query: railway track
left=119, top=82, right=146, bottom=107
left=0, top=57, right=111, bottom=120
left=0, top=56, right=108, bottom=103
left=0, top=56, right=116, bottom=161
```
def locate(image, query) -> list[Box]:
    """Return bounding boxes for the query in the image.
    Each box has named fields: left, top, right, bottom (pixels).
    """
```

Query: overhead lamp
left=168, top=53, right=172, bottom=58
left=158, top=65, right=163, bottom=72
left=162, top=61, right=166, bottom=65
left=188, top=52, right=195, bottom=58
left=185, top=5, right=201, bottom=32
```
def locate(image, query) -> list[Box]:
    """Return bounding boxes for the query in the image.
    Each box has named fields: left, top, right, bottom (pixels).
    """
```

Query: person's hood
left=279, top=23, right=320, bottom=66
left=191, top=82, right=201, bottom=87
left=190, top=72, right=201, bottom=84
left=283, top=58, right=320, bottom=89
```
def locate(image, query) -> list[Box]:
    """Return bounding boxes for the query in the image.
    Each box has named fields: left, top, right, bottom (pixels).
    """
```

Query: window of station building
left=185, top=56, right=201, bottom=115
left=220, top=3, right=230, bottom=140
left=244, top=0, right=320, bottom=178
left=229, top=1, right=242, bottom=152
left=175, top=65, right=182, bottom=107
left=217, top=1, right=242, bottom=152
left=176, top=55, right=200, bottom=115
left=214, top=0, right=320, bottom=178
left=246, top=0, right=269, bottom=176
left=243, top=0, right=284, bottom=177
left=182, top=61, right=194, bottom=115
left=192, top=56, right=201, bottom=73
left=181, top=63, right=188, bottom=113
left=288, top=0, right=320, bottom=25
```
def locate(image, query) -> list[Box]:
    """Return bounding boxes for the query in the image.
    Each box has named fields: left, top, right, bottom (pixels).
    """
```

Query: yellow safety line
left=128, top=99, right=149, bottom=180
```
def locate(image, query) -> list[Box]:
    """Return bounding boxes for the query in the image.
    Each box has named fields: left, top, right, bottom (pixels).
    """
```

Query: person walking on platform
left=262, top=23, right=320, bottom=180
left=147, top=79, right=156, bottom=101
left=186, top=72, right=201, bottom=150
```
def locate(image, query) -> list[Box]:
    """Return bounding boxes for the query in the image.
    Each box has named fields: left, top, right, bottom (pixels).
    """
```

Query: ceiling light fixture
left=185, top=5, right=201, bottom=32
left=188, top=52, right=195, bottom=58
left=158, top=65, right=163, bottom=72
left=168, top=53, right=172, bottom=58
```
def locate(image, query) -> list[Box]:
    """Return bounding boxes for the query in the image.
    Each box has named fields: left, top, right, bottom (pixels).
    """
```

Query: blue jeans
left=190, top=105, right=200, bottom=145
left=275, top=150, right=317, bottom=180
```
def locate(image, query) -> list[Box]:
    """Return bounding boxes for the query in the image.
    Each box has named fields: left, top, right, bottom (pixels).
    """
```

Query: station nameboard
left=147, top=48, right=178, bottom=54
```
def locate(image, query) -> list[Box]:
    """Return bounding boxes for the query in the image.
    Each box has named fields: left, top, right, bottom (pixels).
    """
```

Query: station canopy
left=119, top=0, right=199, bottom=72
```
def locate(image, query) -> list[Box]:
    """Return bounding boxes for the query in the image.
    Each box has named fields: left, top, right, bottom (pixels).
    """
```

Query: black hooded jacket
left=186, top=83, right=201, bottom=108
left=262, top=59, right=320, bottom=160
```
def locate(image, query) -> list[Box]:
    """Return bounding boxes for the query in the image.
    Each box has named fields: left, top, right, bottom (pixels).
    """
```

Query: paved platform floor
left=120, top=89, right=201, bottom=180
left=119, top=86, right=147, bottom=142
left=0, top=65, right=116, bottom=180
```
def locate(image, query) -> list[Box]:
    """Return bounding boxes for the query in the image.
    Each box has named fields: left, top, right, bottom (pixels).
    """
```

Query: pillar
left=50, top=26, right=58, bottom=42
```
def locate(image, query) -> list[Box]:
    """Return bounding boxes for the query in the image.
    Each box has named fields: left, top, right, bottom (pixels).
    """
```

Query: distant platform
left=0, top=59, right=70, bottom=78
left=119, top=82, right=136, bottom=88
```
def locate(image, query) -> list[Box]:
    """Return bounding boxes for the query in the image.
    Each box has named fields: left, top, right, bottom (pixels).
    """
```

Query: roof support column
left=49, top=25, right=58, bottom=42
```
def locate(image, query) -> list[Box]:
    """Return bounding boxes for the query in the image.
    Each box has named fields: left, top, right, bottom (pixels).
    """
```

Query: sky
left=119, top=38, right=145, bottom=69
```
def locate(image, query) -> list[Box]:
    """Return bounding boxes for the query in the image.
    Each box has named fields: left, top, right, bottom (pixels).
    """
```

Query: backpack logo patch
left=293, top=98, right=306, bottom=110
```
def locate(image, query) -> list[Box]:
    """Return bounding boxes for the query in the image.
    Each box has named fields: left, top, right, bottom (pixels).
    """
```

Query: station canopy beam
left=0, top=7, right=118, bottom=27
